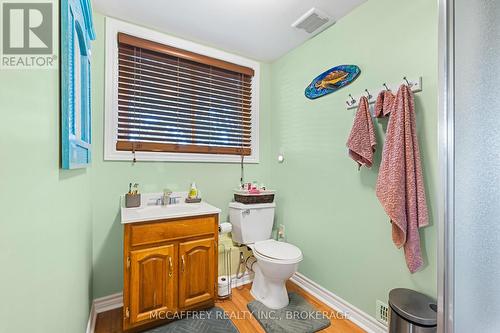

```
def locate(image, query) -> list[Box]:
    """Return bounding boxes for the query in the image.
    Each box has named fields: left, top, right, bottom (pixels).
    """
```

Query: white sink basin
left=120, top=193, right=221, bottom=224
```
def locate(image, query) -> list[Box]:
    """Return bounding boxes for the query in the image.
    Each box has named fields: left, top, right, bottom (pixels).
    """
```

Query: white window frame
left=104, top=17, right=260, bottom=163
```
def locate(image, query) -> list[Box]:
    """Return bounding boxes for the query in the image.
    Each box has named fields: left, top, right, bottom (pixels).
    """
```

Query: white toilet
left=229, top=201, right=303, bottom=309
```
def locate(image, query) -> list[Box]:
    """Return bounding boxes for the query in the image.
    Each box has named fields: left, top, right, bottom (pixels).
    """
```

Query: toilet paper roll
left=218, top=275, right=230, bottom=285
left=218, top=275, right=231, bottom=297
left=219, top=222, right=232, bottom=234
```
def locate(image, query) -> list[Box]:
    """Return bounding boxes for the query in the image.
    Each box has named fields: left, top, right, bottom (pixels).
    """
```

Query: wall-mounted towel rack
left=345, top=76, right=423, bottom=109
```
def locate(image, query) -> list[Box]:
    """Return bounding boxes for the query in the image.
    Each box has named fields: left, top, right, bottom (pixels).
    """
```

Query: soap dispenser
left=188, top=182, right=198, bottom=199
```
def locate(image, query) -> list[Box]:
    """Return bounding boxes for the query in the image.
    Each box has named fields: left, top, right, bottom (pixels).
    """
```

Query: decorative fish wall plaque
left=305, top=65, right=361, bottom=99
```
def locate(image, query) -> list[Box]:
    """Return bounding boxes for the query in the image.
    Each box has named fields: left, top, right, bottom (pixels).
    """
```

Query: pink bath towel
left=374, top=90, right=395, bottom=118
left=346, top=96, right=376, bottom=169
left=376, top=84, right=429, bottom=273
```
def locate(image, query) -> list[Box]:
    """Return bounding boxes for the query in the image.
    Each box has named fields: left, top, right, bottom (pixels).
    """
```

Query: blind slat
left=118, top=85, right=252, bottom=113
left=118, top=119, right=252, bottom=138
left=118, top=106, right=251, bottom=125
left=118, top=79, right=251, bottom=112
left=117, top=102, right=252, bottom=124
left=118, top=44, right=253, bottom=84
left=118, top=66, right=252, bottom=101
left=117, top=131, right=251, bottom=145
left=117, top=70, right=252, bottom=104
left=118, top=77, right=251, bottom=107
left=118, top=114, right=251, bottom=135
left=118, top=93, right=251, bottom=119
left=118, top=53, right=252, bottom=89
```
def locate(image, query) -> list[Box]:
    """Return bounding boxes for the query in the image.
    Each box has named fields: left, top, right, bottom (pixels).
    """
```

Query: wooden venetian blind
left=116, top=33, right=254, bottom=156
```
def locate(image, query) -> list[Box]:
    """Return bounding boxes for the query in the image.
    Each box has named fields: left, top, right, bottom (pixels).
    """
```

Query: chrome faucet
left=162, top=189, right=172, bottom=206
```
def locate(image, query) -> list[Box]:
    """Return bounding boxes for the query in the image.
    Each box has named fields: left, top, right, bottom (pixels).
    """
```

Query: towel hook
left=346, top=94, right=356, bottom=106
left=403, top=76, right=412, bottom=87
left=365, top=89, right=372, bottom=99
left=383, top=83, right=390, bottom=91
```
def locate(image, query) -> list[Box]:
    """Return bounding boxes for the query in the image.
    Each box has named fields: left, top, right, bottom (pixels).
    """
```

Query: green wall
left=90, top=13, right=273, bottom=298
left=269, top=0, right=438, bottom=316
left=0, top=3, right=93, bottom=332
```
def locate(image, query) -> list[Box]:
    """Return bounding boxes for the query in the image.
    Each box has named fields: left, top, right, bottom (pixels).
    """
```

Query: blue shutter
left=61, top=0, right=95, bottom=169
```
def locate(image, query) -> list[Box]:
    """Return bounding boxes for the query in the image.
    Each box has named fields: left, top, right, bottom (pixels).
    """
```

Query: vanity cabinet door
left=178, top=238, right=215, bottom=309
left=129, top=244, right=176, bottom=324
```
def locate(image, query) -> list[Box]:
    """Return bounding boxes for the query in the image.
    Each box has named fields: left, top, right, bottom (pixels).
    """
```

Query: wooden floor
left=95, top=281, right=365, bottom=333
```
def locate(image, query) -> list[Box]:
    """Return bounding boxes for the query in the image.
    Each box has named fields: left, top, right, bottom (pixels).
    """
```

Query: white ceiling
left=93, top=0, right=366, bottom=62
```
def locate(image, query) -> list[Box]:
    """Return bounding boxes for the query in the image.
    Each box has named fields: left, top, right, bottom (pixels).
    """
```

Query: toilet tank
left=229, top=202, right=276, bottom=244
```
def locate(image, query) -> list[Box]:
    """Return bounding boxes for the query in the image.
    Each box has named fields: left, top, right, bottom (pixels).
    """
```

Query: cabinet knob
left=181, top=255, right=185, bottom=273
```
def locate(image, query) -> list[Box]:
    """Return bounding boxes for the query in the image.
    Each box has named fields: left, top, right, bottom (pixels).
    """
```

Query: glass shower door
left=449, top=1, right=500, bottom=332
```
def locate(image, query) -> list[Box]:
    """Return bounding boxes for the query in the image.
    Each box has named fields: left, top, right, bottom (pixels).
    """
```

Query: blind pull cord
left=240, top=154, right=245, bottom=189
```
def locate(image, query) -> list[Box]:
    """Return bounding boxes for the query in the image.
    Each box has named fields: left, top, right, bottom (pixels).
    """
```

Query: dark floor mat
left=247, top=292, right=331, bottom=333
left=144, top=307, right=239, bottom=333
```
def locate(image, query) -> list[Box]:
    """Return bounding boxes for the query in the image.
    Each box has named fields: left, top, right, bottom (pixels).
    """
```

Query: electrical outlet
left=376, top=300, right=389, bottom=326
left=277, top=224, right=286, bottom=240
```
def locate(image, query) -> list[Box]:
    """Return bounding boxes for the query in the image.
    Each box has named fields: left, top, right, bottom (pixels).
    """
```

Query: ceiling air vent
left=291, top=8, right=335, bottom=34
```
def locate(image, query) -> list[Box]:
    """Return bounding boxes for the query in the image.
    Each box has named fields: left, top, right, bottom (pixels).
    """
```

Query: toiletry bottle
left=188, top=182, right=198, bottom=199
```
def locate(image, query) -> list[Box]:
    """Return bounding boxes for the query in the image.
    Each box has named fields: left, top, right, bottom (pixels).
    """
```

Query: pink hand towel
left=374, top=90, right=395, bottom=118
left=346, top=96, right=376, bottom=169
left=376, top=84, right=429, bottom=273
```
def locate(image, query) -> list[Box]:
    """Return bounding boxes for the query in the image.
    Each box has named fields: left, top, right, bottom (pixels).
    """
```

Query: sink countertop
left=120, top=192, right=221, bottom=224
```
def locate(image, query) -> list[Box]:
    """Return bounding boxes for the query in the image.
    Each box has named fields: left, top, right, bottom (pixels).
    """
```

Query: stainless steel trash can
left=388, top=288, right=437, bottom=333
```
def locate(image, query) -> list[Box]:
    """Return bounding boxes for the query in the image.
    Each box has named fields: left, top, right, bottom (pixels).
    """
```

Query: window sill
left=104, top=150, right=259, bottom=164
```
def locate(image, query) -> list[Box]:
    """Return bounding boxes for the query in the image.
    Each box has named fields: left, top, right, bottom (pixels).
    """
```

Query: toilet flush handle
left=242, top=209, right=250, bottom=216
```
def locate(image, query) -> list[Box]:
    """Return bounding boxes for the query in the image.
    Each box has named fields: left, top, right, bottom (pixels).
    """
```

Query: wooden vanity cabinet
left=123, top=214, right=218, bottom=332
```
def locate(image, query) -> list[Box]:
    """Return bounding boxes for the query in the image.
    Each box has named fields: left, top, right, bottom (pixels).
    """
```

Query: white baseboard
left=86, top=292, right=123, bottom=333
left=290, top=272, right=388, bottom=333
left=85, top=272, right=253, bottom=333
left=94, top=292, right=124, bottom=313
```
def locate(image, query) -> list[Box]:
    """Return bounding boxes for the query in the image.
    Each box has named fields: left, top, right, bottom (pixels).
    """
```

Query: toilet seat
left=253, top=239, right=303, bottom=264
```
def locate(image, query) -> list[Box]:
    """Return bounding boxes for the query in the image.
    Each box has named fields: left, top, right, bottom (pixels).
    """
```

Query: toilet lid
left=254, top=239, right=302, bottom=261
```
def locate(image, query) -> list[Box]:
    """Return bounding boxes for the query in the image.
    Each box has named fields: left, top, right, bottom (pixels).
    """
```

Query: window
left=105, top=18, right=260, bottom=163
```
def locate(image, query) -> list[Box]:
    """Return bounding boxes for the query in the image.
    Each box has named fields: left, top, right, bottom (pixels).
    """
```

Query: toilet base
left=250, top=265, right=290, bottom=309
